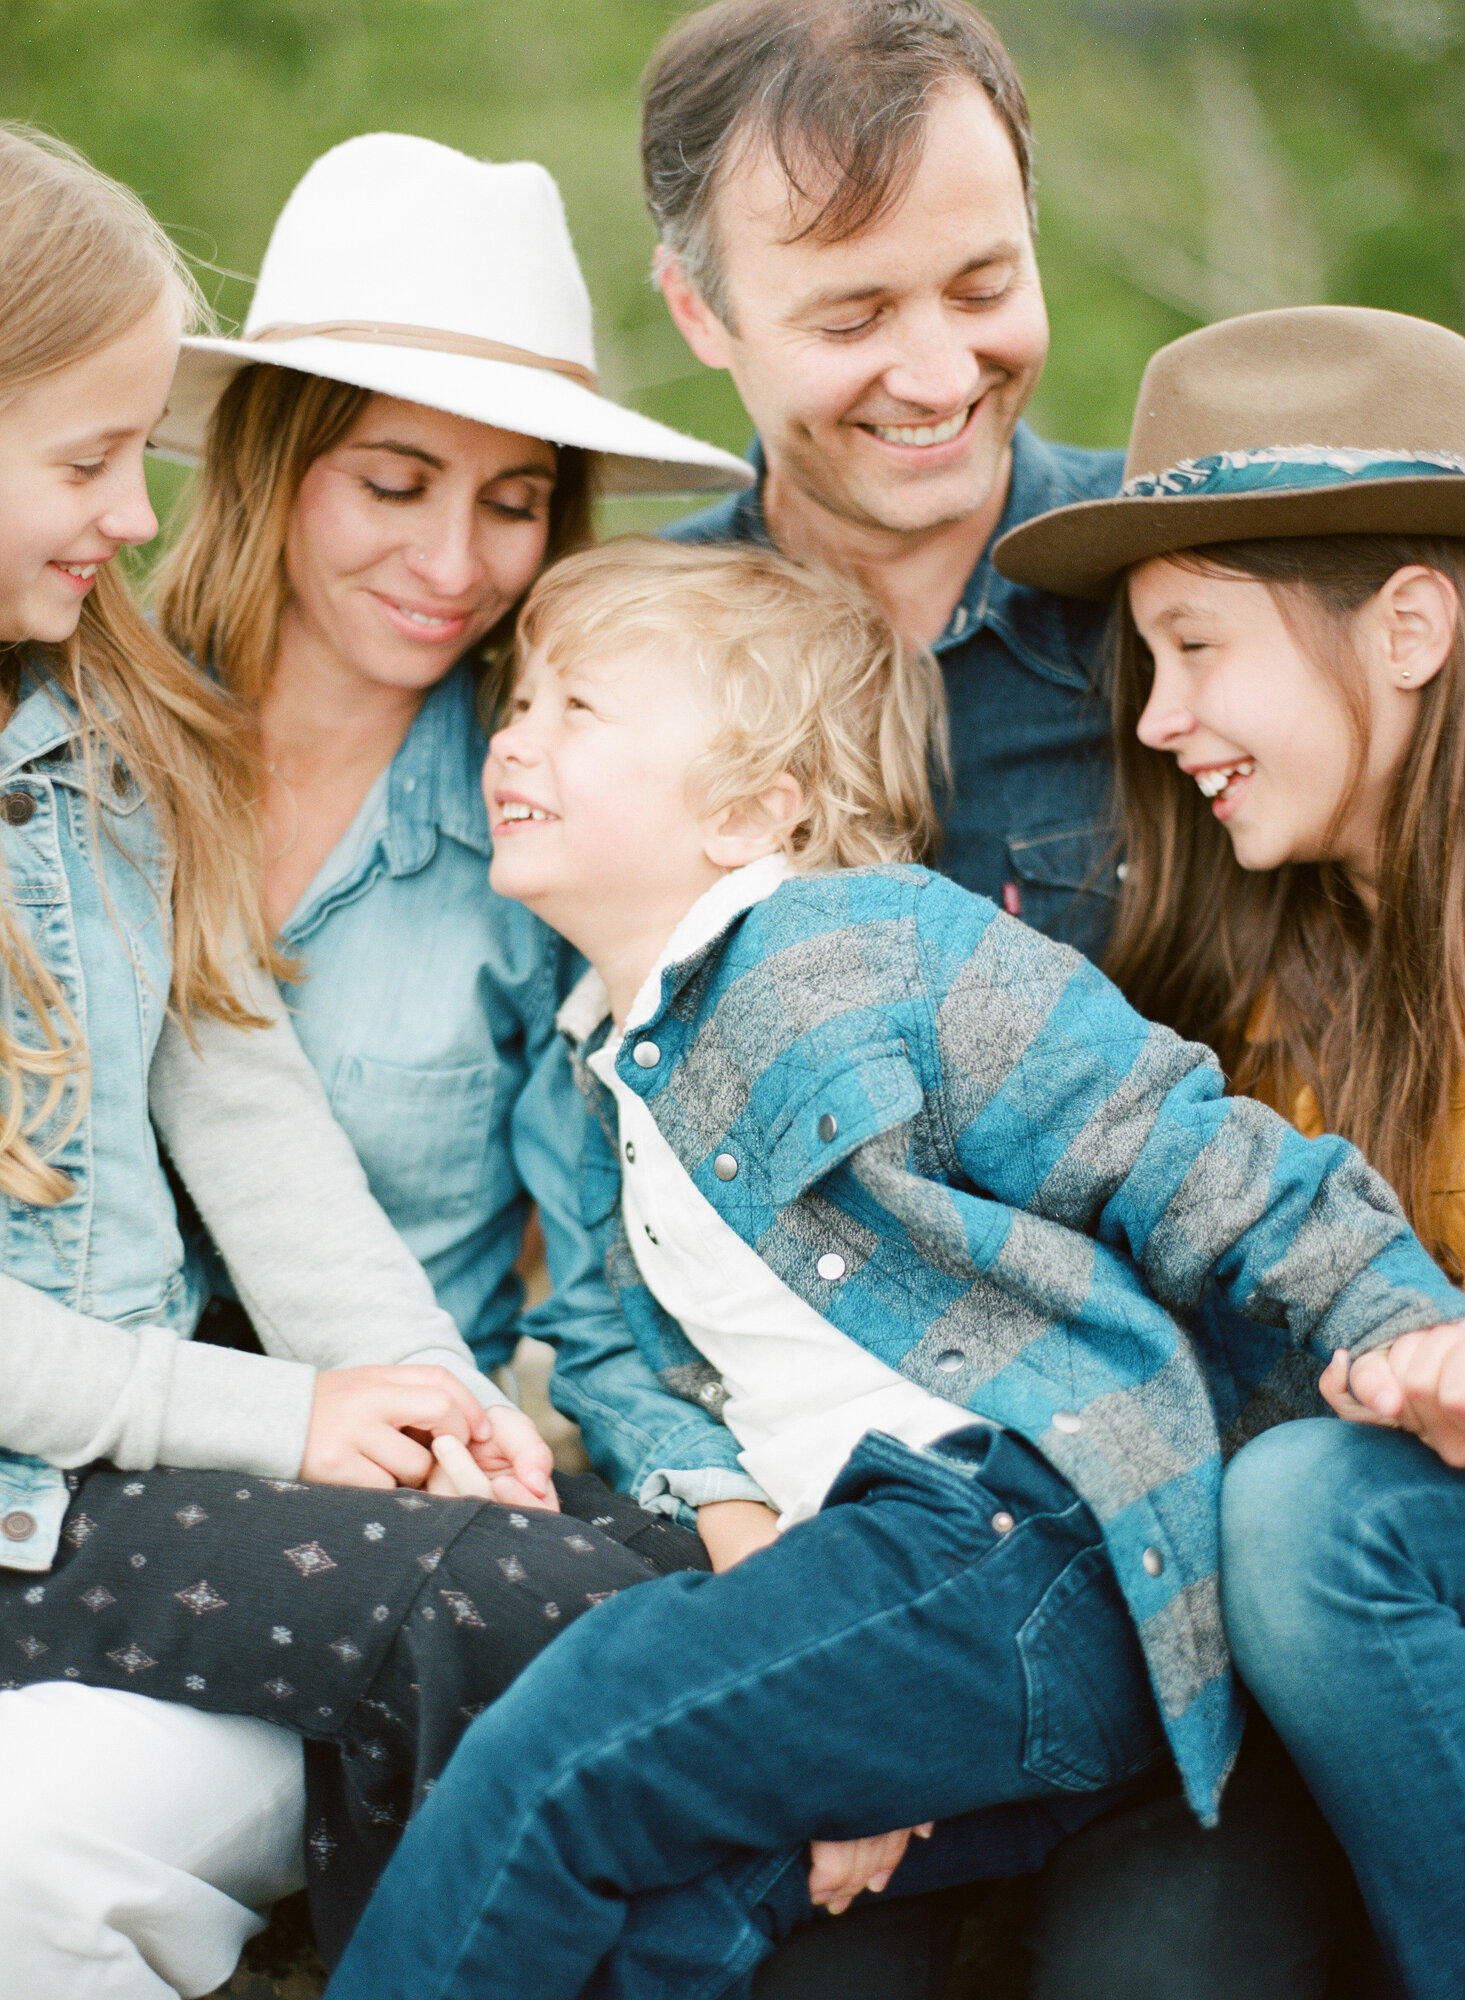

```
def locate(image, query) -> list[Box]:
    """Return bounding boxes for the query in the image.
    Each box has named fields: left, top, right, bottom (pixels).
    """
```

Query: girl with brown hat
left=996, top=302, right=1465, bottom=2000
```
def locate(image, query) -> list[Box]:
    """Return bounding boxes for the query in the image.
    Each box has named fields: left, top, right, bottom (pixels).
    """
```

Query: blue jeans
left=1221, top=1419, right=1465, bottom=2000
left=325, top=1426, right=1167, bottom=2000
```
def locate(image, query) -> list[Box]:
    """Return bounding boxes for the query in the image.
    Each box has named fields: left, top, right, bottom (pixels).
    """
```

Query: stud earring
left=1401, top=671, right=1414, bottom=682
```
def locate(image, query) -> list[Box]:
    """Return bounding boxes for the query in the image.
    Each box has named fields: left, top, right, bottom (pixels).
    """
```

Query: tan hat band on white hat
left=248, top=320, right=599, bottom=394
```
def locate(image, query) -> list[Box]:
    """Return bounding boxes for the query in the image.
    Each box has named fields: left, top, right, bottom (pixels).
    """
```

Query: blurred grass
left=3, top=0, right=1460, bottom=537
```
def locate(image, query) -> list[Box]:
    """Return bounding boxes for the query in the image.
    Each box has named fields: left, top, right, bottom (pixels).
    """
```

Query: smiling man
left=640, top=6, right=1356, bottom=1999
left=651, top=0, right=1121, bottom=956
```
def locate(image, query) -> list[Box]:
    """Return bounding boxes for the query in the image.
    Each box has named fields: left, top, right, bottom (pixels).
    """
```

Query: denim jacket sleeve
left=910, top=874, right=1465, bottom=1354
left=508, top=1014, right=765, bottom=1516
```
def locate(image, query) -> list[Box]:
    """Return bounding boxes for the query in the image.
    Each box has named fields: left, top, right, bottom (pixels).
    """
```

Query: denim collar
left=284, top=657, right=489, bottom=944
left=720, top=423, right=1105, bottom=695
left=0, top=669, right=84, bottom=779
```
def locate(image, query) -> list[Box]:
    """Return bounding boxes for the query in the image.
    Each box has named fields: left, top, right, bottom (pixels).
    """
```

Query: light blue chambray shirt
left=275, top=660, right=757, bottom=1513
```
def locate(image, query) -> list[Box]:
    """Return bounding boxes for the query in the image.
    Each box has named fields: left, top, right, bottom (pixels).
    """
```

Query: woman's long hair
left=1106, top=533, right=1465, bottom=1274
left=0, top=125, right=281, bottom=1206
left=156, top=362, right=596, bottom=709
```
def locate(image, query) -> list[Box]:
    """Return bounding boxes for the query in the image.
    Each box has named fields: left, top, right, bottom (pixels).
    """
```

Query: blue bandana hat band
left=1121, top=445, right=1465, bottom=500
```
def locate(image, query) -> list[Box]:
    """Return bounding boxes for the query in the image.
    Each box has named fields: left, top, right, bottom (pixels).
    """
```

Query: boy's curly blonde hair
left=514, top=538, right=948, bottom=872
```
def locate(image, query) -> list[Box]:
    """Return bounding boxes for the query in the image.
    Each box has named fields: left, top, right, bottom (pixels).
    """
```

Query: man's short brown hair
left=641, top=0, right=1035, bottom=327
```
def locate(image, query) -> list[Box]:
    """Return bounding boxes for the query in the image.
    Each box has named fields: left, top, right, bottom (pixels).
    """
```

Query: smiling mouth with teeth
left=499, top=802, right=556, bottom=824
left=54, top=562, right=100, bottom=579
left=1193, top=759, right=1255, bottom=801
left=866, top=404, right=974, bottom=449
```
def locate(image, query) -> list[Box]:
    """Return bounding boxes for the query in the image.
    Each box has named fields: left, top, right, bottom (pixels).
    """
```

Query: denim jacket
left=667, top=422, right=1126, bottom=956
left=562, top=865, right=1465, bottom=1819
left=0, top=674, right=194, bottom=1565
left=276, top=662, right=757, bottom=1510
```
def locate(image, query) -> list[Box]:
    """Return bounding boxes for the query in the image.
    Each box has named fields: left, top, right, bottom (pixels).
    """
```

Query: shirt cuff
left=400, top=1348, right=514, bottom=1412
left=635, top=1465, right=773, bottom=1518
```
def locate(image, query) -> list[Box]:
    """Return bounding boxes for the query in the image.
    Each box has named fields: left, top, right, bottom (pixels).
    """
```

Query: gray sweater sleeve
left=0, top=966, right=509, bottom=1481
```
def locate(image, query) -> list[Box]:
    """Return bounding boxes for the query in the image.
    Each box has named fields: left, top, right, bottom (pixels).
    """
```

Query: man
left=642, top=4, right=1354, bottom=1995
left=651, top=0, right=1120, bottom=958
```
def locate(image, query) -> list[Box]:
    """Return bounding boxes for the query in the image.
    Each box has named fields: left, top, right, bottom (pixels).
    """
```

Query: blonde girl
left=0, top=124, right=568, bottom=1998
left=994, top=303, right=1465, bottom=2000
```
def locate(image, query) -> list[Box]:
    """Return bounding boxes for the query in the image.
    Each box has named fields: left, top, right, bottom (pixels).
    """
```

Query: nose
left=487, top=718, right=542, bottom=769
left=1135, top=662, right=1198, bottom=752
left=97, top=461, right=159, bottom=550
left=880, top=303, right=984, bottom=416
left=404, top=496, right=485, bottom=600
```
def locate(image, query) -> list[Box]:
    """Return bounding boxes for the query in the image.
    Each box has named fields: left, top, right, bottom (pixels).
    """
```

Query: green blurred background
left=2, top=0, right=1461, bottom=532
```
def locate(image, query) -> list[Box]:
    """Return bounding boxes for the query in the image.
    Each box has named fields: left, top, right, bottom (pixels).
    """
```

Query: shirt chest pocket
left=1004, top=820, right=1118, bottom=955
left=328, top=1055, right=500, bottom=1228
left=762, top=1041, right=925, bottom=1208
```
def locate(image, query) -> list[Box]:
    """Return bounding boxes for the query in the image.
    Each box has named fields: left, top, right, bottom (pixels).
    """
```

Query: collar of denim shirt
left=282, top=655, right=490, bottom=945
left=673, top=422, right=1124, bottom=696
left=0, top=668, right=85, bottom=778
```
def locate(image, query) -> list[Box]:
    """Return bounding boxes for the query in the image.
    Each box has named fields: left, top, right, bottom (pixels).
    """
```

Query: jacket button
left=624, top=1141, right=636, bottom=1164
left=817, top=1112, right=838, bottom=1143
left=1051, top=1410, right=1083, bottom=1434
left=1, top=1510, right=36, bottom=1541
left=632, top=1042, right=660, bottom=1069
left=816, top=1252, right=846, bottom=1281
left=1, top=791, right=34, bottom=826
left=936, top=1348, right=965, bottom=1373
left=1142, top=1546, right=1165, bottom=1578
left=991, top=1510, right=1015, bottom=1535
left=713, top=1153, right=738, bottom=1181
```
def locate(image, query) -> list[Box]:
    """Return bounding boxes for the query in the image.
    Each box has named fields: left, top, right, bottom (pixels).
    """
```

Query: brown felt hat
left=993, top=306, right=1465, bottom=599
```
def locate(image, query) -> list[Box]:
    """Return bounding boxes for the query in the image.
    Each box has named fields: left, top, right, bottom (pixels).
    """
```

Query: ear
left=702, top=773, right=806, bottom=870
left=1368, top=565, right=1459, bottom=692
left=655, top=246, right=736, bottom=372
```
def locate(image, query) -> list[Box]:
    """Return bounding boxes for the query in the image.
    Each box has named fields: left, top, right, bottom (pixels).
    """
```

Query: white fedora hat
left=152, top=132, right=753, bottom=498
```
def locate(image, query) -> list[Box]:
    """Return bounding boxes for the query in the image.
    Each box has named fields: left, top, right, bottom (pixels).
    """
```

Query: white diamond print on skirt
left=80, top=1586, right=116, bottom=1612
left=439, top=1589, right=485, bottom=1627
left=284, top=1542, right=338, bottom=1577
left=174, top=1580, right=228, bottom=1615
left=330, top=1637, right=363, bottom=1663
left=264, top=1676, right=295, bottom=1698
left=174, top=1505, right=208, bottom=1529
left=108, top=1642, right=155, bottom=1674
left=416, top=1546, right=444, bottom=1572
left=63, top=1513, right=96, bottom=1547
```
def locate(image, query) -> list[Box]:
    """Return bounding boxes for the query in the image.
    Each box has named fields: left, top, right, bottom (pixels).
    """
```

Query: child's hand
left=696, top=1499, right=781, bottom=1571
left=1322, top=1327, right=1465, bottom=1466
left=427, top=1411, right=559, bottom=1511
left=300, top=1365, right=488, bottom=1489
left=807, top=1824, right=934, bottom=1915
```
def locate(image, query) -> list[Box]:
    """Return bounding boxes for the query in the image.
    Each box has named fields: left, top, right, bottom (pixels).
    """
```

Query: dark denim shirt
left=666, top=421, right=1125, bottom=958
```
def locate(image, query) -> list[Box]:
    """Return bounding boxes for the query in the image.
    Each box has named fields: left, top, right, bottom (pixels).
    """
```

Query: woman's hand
left=426, top=1410, right=559, bottom=1511
left=696, top=1498, right=781, bottom=1571
left=1322, top=1327, right=1465, bottom=1465
left=807, top=1824, right=934, bottom=1915
left=300, top=1364, right=489, bottom=1489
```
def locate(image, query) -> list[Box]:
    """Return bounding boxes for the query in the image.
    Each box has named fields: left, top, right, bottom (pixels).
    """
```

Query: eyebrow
left=791, top=246, right=1026, bottom=316
left=55, top=425, right=139, bottom=454
left=346, top=439, right=556, bottom=480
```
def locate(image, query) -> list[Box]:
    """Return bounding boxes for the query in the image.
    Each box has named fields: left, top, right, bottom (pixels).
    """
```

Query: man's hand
left=300, top=1365, right=488, bottom=1489
left=696, top=1498, right=781, bottom=1572
left=1321, top=1324, right=1465, bottom=1466
left=808, top=1825, right=934, bottom=1916
left=426, top=1409, right=559, bottom=1511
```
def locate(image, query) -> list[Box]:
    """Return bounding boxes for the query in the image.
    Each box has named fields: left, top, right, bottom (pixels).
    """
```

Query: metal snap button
left=991, top=1510, right=1015, bottom=1535
left=1051, top=1410, right=1083, bottom=1435
left=1142, top=1546, right=1165, bottom=1578
left=936, top=1348, right=965, bottom=1373
left=1, top=791, right=35, bottom=826
left=643, top=1224, right=658, bottom=1245
left=699, top=1383, right=721, bottom=1406
left=713, top=1153, right=738, bottom=1181
left=817, top=1112, right=838, bottom=1143
left=632, top=1042, right=660, bottom=1069
left=624, top=1141, right=636, bottom=1164
left=816, top=1252, right=846, bottom=1282
left=1, top=1510, right=36, bottom=1541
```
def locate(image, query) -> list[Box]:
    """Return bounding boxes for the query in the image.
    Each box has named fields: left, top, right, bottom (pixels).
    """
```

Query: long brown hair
left=1106, top=534, right=1465, bottom=1273
left=0, top=125, right=280, bottom=1206
left=156, top=362, right=595, bottom=707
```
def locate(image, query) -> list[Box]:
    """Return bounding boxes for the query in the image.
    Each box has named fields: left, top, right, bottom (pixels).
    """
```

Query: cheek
left=285, top=483, right=392, bottom=602
left=486, top=519, right=552, bottom=605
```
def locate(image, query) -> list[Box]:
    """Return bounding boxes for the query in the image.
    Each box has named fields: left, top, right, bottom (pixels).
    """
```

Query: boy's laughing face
left=484, top=640, right=727, bottom=965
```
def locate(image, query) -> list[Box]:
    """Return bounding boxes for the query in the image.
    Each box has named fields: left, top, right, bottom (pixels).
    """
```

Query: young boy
left=328, top=540, right=1465, bottom=2000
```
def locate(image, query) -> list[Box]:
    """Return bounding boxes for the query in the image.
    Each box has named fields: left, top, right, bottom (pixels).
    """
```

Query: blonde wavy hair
left=0, top=124, right=279, bottom=1206
left=514, top=538, right=948, bottom=869
left=156, top=363, right=595, bottom=708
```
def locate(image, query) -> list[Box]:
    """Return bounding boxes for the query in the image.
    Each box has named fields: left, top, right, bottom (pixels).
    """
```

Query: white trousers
left=0, top=1681, right=305, bottom=1999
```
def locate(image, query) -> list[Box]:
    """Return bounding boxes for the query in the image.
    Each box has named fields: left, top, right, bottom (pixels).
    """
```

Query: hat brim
left=993, top=476, right=1465, bottom=599
left=151, top=335, right=755, bottom=497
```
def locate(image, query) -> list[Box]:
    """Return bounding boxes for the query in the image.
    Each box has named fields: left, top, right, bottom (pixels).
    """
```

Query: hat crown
left=242, top=133, right=595, bottom=373
left=1126, top=306, right=1465, bottom=483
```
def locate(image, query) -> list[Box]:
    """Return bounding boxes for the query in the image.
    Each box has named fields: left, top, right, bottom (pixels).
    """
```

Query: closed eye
left=362, top=479, right=426, bottom=503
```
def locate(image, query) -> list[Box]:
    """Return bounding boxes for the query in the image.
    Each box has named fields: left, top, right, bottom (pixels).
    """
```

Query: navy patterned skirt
left=0, top=1462, right=709, bottom=1958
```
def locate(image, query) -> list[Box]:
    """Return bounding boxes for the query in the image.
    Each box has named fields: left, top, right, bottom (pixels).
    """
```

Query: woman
left=993, top=302, right=1465, bottom=2000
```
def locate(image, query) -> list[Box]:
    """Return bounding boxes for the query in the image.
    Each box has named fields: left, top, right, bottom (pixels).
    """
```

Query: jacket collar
left=556, top=852, right=792, bottom=1050
left=380, top=658, right=491, bottom=876
left=0, top=668, right=85, bottom=779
